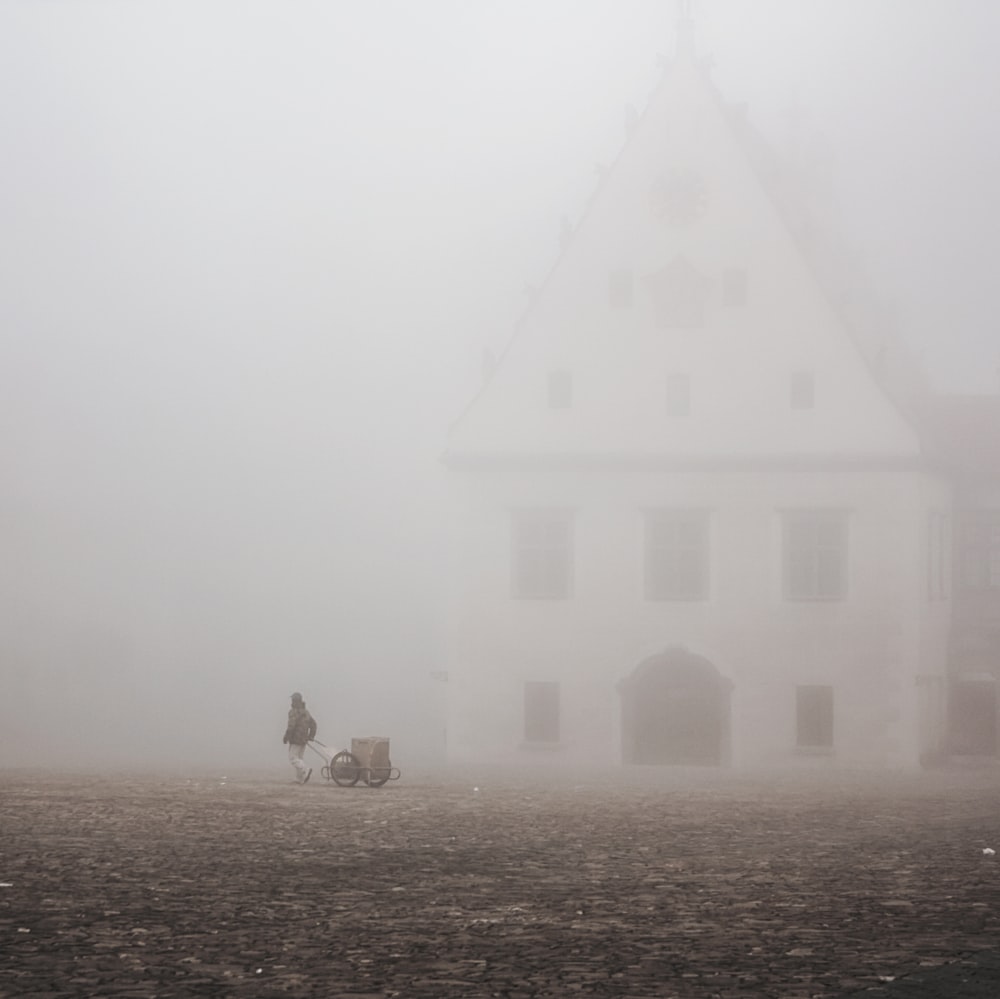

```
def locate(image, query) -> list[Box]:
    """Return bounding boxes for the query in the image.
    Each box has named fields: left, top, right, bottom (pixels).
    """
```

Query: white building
left=442, top=24, right=953, bottom=770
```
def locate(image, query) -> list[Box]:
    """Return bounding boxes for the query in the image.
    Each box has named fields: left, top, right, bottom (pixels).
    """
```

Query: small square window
left=666, top=372, right=691, bottom=417
left=524, top=681, right=560, bottom=742
left=796, top=685, right=833, bottom=748
left=609, top=270, right=633, bottom=309
left=790, top=370, right=815, bottom=410
left=547, top=370, right=572, bottom=409
left=722, top=267, right=747, bottom=306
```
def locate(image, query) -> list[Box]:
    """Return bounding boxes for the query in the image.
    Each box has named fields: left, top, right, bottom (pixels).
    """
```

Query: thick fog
left=1, top=0, right=997, bottom=771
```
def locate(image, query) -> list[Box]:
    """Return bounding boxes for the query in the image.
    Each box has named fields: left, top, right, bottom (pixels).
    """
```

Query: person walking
left=283, top=692, right=317, bottom=783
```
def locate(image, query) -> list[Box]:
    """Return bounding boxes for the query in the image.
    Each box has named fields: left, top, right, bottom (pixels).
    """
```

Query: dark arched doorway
left=620, top=647, right=731, bottom=765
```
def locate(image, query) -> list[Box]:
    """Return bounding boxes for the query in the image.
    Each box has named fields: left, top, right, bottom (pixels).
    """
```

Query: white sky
left=1, top=0, right=998, bottom=766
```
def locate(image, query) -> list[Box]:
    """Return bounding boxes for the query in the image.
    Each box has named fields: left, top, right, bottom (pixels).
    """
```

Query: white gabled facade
left=444, top=34, right=951, bottom=770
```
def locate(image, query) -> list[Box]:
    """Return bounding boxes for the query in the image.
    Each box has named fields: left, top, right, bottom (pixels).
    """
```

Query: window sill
left=644, top=595, right=709, bottom=603
left=511, top=594, right=572, bottom=601
left=784, top=596, right=846, bottom=603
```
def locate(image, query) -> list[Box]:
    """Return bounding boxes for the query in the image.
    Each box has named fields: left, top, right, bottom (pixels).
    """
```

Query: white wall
left=447, top=463, right=951, bottom=768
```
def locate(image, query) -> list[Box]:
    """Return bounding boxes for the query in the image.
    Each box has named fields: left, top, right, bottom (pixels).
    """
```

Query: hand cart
left=308, top=736, right=400, bottom=788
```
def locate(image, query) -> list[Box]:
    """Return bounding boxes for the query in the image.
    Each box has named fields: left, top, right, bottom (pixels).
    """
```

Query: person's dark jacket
left=284, top=704, right=317, bottom=746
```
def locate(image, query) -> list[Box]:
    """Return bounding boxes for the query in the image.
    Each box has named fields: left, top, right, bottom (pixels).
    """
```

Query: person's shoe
left=303, top=768, right=312, bottom=784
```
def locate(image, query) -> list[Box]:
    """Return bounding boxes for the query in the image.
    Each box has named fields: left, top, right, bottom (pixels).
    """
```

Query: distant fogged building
left=442, top=21, right=988, bottom=770
left=919, top=396, right=1000, bottom=758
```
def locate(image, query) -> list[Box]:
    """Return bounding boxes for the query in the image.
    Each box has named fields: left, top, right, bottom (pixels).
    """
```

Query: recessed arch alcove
left=620, top=647, right=732, bottom=765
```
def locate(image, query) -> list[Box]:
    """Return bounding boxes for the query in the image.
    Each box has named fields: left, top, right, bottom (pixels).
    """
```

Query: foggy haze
left=1, top=0, right=997, bottom=771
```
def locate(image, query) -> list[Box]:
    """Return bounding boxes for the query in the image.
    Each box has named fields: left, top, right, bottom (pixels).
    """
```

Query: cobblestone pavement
left=2, top=765, right=1000, bottom=997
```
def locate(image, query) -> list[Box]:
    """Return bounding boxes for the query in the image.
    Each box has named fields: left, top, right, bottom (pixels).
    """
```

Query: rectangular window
left=927, top=511, right=950, bottom=601
left=524, top=681, right=560, bottom=742
left=960, top=514, right=1000, bottom=589
left=722, top=266, right=748, bottom=306
left=512, top=511, right=573, bottom=599
left=665, top=372, right=691, bottom=417
left=796, top=685, right=833, bottom=748
left=609, top=269, right=633, bottom=309
left=547, top=369, right=572, bottom=409
left=790, top=370, right=815, bottom=410
left=645, top=510, right=709, bottom=600
left=783, top=511, right=847, bottom=601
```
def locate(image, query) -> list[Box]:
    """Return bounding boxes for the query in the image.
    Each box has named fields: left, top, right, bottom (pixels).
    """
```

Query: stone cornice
left=442, top=451, right=932, bottom=474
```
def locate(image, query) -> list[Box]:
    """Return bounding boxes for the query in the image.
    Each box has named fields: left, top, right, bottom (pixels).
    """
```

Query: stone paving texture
left=2, top=765, right=1000, bottom=997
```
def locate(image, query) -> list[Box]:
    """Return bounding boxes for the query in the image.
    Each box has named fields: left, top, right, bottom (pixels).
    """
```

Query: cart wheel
left=366, top=761, right=392, bottom=788
left=330, top=751, right=361, bottom=787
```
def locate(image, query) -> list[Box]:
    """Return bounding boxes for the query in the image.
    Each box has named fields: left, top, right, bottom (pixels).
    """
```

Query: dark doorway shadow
left=620, top=647, right=732, bottom=765
left=949, top=679, right=997, bottom=756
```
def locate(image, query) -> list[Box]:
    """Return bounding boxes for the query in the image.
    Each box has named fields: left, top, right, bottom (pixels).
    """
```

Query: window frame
left=511, top=509, right=574, bottom=600
left=782, top=510, right=848, bottom=602
left=796, top=684, right=834, bottom=749
left=644, top=509, right=710, bottom=601
left=524, top=680, right=560, bottom=743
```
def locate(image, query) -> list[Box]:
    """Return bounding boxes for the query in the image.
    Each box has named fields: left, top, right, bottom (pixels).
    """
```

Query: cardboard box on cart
left=351, top=737, right=390, bottom=777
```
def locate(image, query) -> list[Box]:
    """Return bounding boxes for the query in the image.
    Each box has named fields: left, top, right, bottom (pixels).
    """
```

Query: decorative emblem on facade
left=650, top=169, right=708, bottom=226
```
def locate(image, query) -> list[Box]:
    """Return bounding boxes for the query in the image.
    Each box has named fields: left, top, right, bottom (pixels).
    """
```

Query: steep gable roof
left=446, top=37, right=924, bottom=468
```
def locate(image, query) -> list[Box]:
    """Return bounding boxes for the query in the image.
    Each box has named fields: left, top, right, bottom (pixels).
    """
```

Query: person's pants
left=288, top=743, right=310, bottom=781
